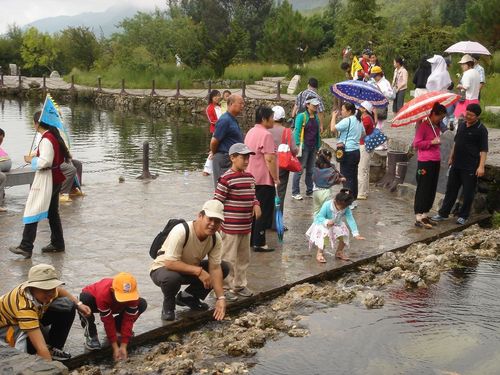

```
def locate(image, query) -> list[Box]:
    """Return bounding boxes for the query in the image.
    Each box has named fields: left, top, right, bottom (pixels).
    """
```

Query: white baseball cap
left=202, top=200, right=225, bottom=221
left=272, top=106, right=286, bottom=121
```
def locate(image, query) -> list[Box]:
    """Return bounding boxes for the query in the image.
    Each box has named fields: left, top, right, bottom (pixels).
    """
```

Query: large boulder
left=0, top=346, right=68, bottom=374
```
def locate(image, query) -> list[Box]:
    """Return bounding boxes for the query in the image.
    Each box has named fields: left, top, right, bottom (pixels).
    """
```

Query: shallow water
left=252, top=260, right=500, bottom=375
left=0, top=98, right=211, bottom=183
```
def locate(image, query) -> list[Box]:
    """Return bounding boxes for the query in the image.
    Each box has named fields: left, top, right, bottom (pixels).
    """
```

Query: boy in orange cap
left=79, top=273, right=147, bottom=360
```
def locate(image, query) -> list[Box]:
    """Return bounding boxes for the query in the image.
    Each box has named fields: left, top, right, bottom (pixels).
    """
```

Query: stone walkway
left=0, top=75, right=296, bottom=101
left=0, top=170, right=488, bottom=365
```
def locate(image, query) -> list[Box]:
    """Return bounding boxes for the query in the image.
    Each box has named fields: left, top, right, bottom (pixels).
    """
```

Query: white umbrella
left=445, top=41, right=491, bottom=56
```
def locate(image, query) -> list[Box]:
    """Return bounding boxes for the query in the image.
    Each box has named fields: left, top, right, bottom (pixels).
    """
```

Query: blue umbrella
left=274, top=185, right=284, bottom=243
left=330, top=80, right=388, bottom=108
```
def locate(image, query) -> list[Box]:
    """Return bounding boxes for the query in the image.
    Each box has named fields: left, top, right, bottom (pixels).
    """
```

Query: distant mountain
left=24, top=4, right=144, bottom=36
left=24, top=1, right=329, bottom=37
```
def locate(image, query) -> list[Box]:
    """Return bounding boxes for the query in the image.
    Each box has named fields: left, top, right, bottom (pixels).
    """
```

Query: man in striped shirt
left=0, top=264, right=91, bottom=361
left=214, top=143, right=261, bottom=300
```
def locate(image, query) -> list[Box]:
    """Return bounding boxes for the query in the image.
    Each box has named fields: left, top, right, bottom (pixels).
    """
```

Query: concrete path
left=0, top=75, right=296, bottom=101
left=0, top=170, right=487, bottom=362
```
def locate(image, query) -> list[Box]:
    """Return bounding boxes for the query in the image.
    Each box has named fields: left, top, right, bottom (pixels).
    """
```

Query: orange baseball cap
left=112, top=272, right=139, bottom=302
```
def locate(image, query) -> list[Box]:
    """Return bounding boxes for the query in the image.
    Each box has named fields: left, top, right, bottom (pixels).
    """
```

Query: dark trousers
left=212, top=152, right=230, bottom=187
left=340, top=149, right=360, bottom=200
left=251, top=185, right=275, bottom=247
left=150, top=260, right=230, bottom=312
left=393, top=89, right=406, bottom=113
left=27, top=298, right=76, bottom=353
left=439, top=167, right=478, bottom=220
left=78, top=293, right=147, bottom=338
left=272, top=169, right=289, bottom=230
left=20, top=184, right=65, bottom=252
left=414, top=161, right=440, bottom=214
left=292, top=145, right=317, bottom=195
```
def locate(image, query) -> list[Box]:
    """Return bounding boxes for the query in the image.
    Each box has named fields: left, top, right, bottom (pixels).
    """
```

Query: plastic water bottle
left=183, top=170, right=189, bottom=185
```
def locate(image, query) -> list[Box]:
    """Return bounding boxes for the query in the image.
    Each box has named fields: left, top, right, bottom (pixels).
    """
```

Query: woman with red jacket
left=357, top=101, right=375, bottom=200
left=203, top=90, right=222, bottom=176
left=9, top=111, right=70, bottom=258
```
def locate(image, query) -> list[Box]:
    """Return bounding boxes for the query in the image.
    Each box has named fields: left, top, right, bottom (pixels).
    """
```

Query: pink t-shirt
left=244, top=124, right=276, bottom=186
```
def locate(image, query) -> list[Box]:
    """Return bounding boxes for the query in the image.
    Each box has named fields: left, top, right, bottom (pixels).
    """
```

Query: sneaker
left=431, top=214, right=447, bottom=222
left=456, top=217, right=468, bottom=225
left=49, top=347, right=71, bottom=361
left=161, top=309, right=175, bottom=321
left=225, top=290, right=239, bottom=302
left=8, top=246, right=32, bottom=259
left=291, top=194, right=303, bottom=200
left=234, top=287, right=254, bottom=298
left=175, top=292, right=209, bottom=311
left=41, top=243, right=65, bottom=253
left=305, top=192, right=313, bottom=198
left=85, top=335, right=101, bottom=351
left=357, top=195, right=367, bottom=200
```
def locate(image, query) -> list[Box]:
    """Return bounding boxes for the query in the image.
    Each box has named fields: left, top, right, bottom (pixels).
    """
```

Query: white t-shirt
left=150, top=221, right=222, bottom=272
left=461, top=69, right=481, bottom=100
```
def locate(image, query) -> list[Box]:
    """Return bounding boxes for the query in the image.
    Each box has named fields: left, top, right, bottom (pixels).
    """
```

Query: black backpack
left=149, top=219, right=216, bottom=259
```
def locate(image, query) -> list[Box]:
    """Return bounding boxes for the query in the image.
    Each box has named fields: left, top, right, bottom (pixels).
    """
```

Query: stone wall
left=0, top=88, right=293, bottom=124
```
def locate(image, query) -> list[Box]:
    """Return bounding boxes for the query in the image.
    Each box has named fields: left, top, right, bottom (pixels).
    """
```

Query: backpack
left=149, top=219, right=216, bottom=259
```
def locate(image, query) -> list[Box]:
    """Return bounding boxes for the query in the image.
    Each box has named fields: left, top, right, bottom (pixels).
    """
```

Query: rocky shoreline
left=72, top=225, right=499, bottom=375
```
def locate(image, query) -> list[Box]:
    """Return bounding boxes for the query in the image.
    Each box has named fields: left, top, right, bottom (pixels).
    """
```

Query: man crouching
left=150, top=200, right=230, bottom=321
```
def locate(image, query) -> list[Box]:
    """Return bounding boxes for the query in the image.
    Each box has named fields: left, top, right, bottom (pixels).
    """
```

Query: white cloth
left=203, top=156, right=213, bottom=174
left=306, top=221, right=350, bottom=250
left=375, top=77, right=394, bottom=100
left=461, top=69, right=481, bottom=100
left=23, top=137, right=54, bottom=224
left=426, top=55, right=452, bottom=91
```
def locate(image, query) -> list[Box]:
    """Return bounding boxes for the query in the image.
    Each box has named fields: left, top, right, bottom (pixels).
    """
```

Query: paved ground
left=0, top=171, right=486, bottom=358
left=0, top=76, right=295, bottom=101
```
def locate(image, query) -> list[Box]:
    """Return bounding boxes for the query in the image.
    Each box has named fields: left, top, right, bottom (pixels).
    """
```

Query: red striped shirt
left=214, top=169, right=259, bottom=234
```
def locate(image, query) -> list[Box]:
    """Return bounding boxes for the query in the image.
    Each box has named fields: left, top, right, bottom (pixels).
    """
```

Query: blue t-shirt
left=336, top=115, right=363, bottom=152
left=213, top=112, right=244, bottom=153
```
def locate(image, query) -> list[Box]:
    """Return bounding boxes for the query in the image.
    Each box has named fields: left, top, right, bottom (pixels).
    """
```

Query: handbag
left=364, top=128, right=388, bottom=152
left=278, top=128, right=302, bottom=172
left=335, top=119, right=351, bottom=162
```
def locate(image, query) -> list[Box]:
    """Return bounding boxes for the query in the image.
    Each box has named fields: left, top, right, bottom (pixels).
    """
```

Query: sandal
left=316, top=252, right=327, bottom=263
left=421, top=217, right=437, bottom=226
left=335, top=252, right=351, bottom=261
left=415, top=220, right=432, bottom=229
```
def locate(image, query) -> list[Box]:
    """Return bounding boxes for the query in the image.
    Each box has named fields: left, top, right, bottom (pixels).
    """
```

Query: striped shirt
left=214, top=169, right=259, bottom=234
left=0, top=284, right=55, bottom=331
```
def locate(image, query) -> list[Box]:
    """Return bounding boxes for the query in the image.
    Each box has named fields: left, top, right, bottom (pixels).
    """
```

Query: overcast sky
left=0, top=0, right=166, bottom=34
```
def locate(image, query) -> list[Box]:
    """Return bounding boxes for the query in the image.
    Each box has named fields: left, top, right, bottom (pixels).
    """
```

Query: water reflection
left=0, top=98, right=213, bottom=182
left=252, top=260, right=500, bottom=375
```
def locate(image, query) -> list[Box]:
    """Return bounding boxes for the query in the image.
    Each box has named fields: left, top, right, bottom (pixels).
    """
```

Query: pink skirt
left=454, top=99, right=479, bottom=118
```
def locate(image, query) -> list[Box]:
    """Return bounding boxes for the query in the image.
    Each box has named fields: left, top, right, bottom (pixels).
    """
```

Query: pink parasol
left=391, top=91, right=460, bottom=127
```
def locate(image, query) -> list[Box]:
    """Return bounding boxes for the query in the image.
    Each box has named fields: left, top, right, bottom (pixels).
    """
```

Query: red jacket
left=40, top=131, right=65, bottom=185
left=206, top=103, right=220, bottom=134
left=82, top=278, right=139, bottom=344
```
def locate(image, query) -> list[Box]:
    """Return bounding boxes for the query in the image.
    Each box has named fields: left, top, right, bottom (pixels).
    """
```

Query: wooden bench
left=4, top=168, right=35, bottom=187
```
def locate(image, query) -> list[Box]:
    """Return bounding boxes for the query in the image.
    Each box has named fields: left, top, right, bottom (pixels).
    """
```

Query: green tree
left=334, top=0, right=384, bottom=54
left=21, top=27, right=60, bottom=74
left=461, top=0, right=500, bottom=50
left=257, top=0, right=322, bottom=68
left=0, top=25, right=24, bottom=72
left=59, top=26, right=101, bottom=72
left=440, top=0, right=469, bottom=27
left=167, top=16, right=206, bottom=69
left=118, top=10, right=171, bottom=68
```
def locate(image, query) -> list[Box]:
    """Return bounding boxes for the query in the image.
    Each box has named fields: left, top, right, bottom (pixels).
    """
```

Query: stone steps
left=247, top=84, right=277, bottom=94
left=248, top=77, right=290, bottom=95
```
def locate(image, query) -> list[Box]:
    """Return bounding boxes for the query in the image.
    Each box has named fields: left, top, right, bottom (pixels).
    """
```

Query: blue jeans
left=292, top=145, right=317, bottom=195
